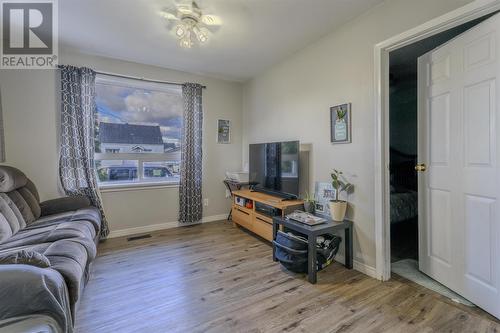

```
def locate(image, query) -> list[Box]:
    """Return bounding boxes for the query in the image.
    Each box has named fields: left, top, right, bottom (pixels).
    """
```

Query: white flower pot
left=329, top=201, right=347, bottom=221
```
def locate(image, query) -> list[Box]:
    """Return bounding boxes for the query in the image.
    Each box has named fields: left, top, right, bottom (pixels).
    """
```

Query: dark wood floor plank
left=75, top=221, right=500, bottom=333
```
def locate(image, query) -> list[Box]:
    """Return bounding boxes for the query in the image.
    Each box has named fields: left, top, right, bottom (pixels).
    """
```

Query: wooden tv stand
left=231, top=189, right=304, bottom=241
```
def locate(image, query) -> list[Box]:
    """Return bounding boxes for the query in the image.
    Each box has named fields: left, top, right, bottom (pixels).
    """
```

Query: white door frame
left=374, top=0, right=500, bottom=281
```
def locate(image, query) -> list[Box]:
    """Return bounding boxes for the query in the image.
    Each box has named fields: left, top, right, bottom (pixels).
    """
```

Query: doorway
left=388, top=16, right=492, bottom=305
left=375, top=2, right=500, bottom=284
left=385, top=8, right=500, bottom=318
left=374, top=0, right=500, bottom=320
left=388, top=16, right=491, bottom=265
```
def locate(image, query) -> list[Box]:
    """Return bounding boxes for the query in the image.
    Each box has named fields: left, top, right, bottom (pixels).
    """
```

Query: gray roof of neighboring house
left=99, top=122, right=163, bottom=145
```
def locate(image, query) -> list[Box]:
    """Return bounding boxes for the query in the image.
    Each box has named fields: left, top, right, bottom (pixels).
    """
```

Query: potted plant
left=303, top=192, right=316, bottom=214
left=329, top=169, right=353, bottom=221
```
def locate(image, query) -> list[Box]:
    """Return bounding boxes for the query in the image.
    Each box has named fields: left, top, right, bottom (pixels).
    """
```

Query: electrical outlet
left=203, top=198, right=209, bottom=207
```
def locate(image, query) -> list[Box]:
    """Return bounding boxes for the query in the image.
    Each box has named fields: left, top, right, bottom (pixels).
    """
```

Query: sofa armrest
left=0, top=265, right=72, bottom=332
left=40, top=196, right=91, bottom=216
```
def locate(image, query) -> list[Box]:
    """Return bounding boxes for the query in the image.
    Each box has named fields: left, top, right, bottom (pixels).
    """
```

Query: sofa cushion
left=0, top=249, right=51, bottom=268
left=7, top=190, right=35, bottom=225
left=0, top=220, right=97, bottom=251
left=0, top=166, right=41, bottom=225
left=33, top=207, right=101, bottom=235
left=0, top=193, right=26, bottom=242
left=0, top=214, right=12, bottom=243
left=17, top=187, right=41, bottom=220
left=24, top=179, right=40, bottom=203
left=0, top=166, right=28, bottom=193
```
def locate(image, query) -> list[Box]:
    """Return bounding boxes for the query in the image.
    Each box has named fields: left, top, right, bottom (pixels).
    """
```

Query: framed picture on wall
left=330, top=103, right=352, bottom=144
left=217, top=119, right=231, bottom=144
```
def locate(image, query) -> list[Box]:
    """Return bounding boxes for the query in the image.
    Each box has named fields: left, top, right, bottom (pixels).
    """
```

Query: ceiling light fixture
left=161, top=1, right=221, bottom=49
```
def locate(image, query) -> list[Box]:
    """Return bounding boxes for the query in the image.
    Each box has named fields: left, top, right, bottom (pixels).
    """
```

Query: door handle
left=415, top=163, right=427, bottom=172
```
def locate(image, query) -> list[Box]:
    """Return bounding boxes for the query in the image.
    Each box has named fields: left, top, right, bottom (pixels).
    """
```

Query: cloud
left=95, top=85, right=129, bottom=112
left=96, top=84, right=183, bottom=139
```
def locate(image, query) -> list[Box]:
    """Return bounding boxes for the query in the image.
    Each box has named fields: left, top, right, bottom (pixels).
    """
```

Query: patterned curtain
left=179, top=83, right=203, bottom=223
left=0, top=88, right=5, bottom=162
left=59, top=65, right=109, bottom=238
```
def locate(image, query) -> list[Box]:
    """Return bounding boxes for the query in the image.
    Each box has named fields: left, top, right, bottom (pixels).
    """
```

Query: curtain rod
left=58, top=66, right=206, bottom=89
left=94, top=70, right=207, bottom=89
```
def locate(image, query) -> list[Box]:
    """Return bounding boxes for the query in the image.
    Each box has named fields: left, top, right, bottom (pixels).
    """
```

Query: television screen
left=249, top=141, right=299, bottom=197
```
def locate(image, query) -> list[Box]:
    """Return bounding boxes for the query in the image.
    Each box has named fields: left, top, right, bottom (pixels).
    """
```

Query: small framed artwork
left=314, top=182, right=336, bottom=216
left=217, top=119, right=231, bottom=144
left=330, top=103, right=352, bottom=144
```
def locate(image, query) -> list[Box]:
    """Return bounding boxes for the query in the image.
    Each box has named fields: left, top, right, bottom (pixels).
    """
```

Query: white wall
left=242, top=0, right=474, bottom=268
left=0, top=50, right=243, bottom=235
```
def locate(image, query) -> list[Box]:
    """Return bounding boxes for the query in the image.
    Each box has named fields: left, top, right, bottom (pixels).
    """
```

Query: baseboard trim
left=108, top=214, right=228, bottom=239
left=335, top=255, right=378, bottom=279
left=353, top=260, right=378, bottom=279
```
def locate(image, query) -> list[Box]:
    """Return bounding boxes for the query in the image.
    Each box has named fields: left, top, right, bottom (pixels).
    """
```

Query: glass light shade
left=193, top=26, right=208, bottom=43
left=179, top=37, right=192, bottom=48
left=175, top=24, right=186, bottom=38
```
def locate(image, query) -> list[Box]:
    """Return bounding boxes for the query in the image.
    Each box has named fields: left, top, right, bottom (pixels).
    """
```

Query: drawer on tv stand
left=232, top=205, right=253, bottom=229
left=252, top=215, right=273, bottom=241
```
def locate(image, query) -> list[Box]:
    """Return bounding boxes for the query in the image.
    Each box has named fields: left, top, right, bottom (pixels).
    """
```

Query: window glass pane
left=143, top=161, right=180, bottom=183
left=94, top=75, right=183, bottom=186
left=94, top=77, right=182, bottom=155
left=96, top=160, right=139, bottom=185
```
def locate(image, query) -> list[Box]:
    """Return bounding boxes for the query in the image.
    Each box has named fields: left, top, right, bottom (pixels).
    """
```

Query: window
left=94, top=75, right=183, bottom=187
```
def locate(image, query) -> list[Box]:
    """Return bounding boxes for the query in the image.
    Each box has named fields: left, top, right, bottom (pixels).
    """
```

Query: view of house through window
left=94, top=75, right=183, bottom=186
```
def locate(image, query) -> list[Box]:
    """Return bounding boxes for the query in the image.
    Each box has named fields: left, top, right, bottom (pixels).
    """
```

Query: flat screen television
left=249, top=141, right=300, bottom=199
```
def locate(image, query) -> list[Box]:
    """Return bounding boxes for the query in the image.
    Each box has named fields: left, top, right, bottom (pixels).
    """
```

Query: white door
left=418, top=14, right=500, bottom=318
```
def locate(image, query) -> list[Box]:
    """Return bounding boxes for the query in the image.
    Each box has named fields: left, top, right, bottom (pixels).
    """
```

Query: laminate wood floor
left=75, top=221, right=500, bottom=333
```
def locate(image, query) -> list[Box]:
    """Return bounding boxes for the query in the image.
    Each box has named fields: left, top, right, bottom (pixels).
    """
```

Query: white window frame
left=95, top=152, right=181, bottom=189
left=94, top=75, right=183, bottom=190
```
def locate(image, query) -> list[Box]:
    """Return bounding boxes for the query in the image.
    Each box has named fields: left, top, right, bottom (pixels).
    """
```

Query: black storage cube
left=274, top=230, right=342, bottom=273
left=274, top=231, right=308, bottom=273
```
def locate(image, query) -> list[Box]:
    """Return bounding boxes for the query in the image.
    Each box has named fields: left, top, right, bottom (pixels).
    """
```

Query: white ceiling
left=59, top=0, right=384, bottom=82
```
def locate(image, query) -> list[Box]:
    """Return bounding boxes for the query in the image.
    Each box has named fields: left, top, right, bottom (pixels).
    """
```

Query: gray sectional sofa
left=0, top=166, right=101, bottom=333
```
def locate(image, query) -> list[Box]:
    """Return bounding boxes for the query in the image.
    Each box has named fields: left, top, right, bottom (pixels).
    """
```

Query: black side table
left=272, top=215, right=353, bottom=284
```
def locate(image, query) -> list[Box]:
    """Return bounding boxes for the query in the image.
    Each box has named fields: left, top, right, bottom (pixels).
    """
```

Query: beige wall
left=0, top=69, right=60, bottom=201
left=0, top=50, right=243, bottom=234
left=242, top=0, right=474, bottom=268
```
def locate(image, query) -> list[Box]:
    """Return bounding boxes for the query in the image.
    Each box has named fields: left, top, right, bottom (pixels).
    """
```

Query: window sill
left=98, top=182, right=180, bottom=193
